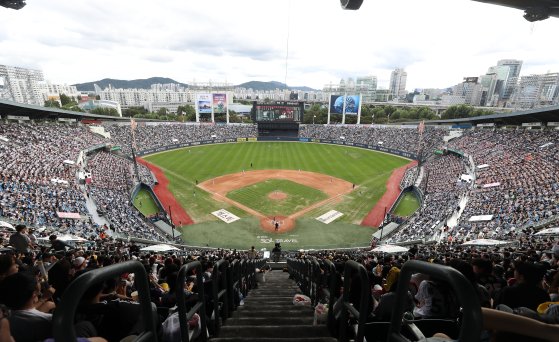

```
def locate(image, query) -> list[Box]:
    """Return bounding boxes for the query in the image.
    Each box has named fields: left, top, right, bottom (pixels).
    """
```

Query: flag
left=418, top=120, right=425, bottom=134
left=130, top=118, right=137, bottom=131
left=130, top=118, right=138, bottom=151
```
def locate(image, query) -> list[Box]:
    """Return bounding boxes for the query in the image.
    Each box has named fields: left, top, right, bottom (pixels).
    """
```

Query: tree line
left=45, top=94, right=494, bottom=123
left=301, top=103, right=495, bottom=124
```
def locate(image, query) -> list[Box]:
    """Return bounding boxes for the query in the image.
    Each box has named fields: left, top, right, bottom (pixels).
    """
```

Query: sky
left=1, top=0, right=559, bottom=90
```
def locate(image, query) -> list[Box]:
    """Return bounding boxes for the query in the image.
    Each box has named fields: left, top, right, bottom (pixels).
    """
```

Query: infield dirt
left=199, top=169, right=354, bottom=233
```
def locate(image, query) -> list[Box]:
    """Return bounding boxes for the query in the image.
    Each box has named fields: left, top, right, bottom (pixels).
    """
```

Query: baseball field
left=142, top=142, right=412, bottom=250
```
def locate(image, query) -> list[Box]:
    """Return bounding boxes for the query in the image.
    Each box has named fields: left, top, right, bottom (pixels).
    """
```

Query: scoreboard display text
left=253, top=101, right=303, bottom=122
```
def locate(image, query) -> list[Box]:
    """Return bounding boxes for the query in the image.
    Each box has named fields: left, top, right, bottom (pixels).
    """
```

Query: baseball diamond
left=141, top=142, right=413, bottom=249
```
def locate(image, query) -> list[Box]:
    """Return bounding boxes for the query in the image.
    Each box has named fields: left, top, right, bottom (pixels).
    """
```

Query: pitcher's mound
left=268, top=191, right=288, bottom=200
left=260, top=215, right=295, bottom=233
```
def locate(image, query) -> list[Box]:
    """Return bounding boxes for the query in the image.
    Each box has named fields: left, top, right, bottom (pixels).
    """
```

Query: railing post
left=52, top=260, right=159, bottom=342
left=177, top=261, right=207, bottom=342
left=338, top=260, right=370, bottom=342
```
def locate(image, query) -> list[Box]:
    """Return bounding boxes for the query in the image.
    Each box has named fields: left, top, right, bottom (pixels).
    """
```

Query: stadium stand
left=1, top=113, right=559, bottom=341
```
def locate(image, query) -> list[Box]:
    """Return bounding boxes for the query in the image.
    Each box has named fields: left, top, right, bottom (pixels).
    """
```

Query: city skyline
left=1, top=0, right=559, bottom=90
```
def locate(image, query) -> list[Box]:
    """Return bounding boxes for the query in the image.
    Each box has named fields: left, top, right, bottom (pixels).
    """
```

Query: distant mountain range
left=236, top=81, right=316, bottom=92
left=72, top=77, right=316, bottom=92
left=72, top=77, right=188, bottom=92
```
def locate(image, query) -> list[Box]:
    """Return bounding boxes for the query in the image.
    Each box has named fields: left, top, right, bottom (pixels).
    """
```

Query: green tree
left=177, top=105, right=196, bottom=119
left=228, top=110, right=242, bottom=123
left=68, top=105, right=84, bottom=112
left=44, top=99, right=60, bottom=108
left=303, top=104, right=327, bottom=124
left=90, top=107, right=119, bottom=117
left=471, top=108, right=494, bottom=117
left=441, top=104, right=473, bottom=119
left=59, top=93, right=71, bottom=106
left=95, top=95, right=101, bottom=100
left=123, top=106, right=148, bottom=117
left=157, top=107, right=168, bottom=116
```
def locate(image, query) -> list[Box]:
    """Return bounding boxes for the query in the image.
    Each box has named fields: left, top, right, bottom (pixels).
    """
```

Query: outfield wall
left=136, top=137, right=417, bottom=159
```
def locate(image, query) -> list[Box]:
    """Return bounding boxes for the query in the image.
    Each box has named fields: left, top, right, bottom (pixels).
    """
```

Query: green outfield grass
left=133, top=188, right=160, bottom=216
left=226, top=179, right=328, bottom=216
left=144, top=142, right=409, bottom=249
left=392, top=191, right=420, bottom=217
left=180, top=217, right=375, bottom=250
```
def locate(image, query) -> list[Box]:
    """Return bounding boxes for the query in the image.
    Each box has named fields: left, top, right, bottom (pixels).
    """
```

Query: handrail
left=339, top=260, right=370, bottom=342
left=287, top=258, right=309, bottom=296
left=321, top=259, right=338, bottom=332
left=176, top=261, right=208, bottom=342
left=227, top=259, right=239, bottom=315
left=211, top=259, right=230, bottom=335
left=52, top=260, right=158, bottom=342
left=388, top=260, right=482, bottom=342
left=309, top=258, right=321, bottom=306
left=239, top=259, right=248, bottom=298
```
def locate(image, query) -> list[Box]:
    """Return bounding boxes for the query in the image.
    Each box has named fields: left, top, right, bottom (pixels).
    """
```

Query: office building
left=389, top=68, right=407, bottom=99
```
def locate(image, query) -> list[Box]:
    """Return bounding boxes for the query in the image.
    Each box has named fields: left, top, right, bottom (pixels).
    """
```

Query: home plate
left=316, top=210, right=343, bottom=224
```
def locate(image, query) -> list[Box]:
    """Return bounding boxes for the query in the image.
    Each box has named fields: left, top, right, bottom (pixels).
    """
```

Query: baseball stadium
left=2, top=0, right=559, bottom=341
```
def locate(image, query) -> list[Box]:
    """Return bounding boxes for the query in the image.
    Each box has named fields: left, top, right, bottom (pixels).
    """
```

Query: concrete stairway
left=210, top=270, right=337, bottom=342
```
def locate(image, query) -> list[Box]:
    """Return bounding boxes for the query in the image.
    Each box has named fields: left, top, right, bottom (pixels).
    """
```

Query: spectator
left=8, top=225, right=32, bottom=254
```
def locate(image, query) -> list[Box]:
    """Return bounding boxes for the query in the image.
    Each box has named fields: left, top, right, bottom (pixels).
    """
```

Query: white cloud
left=0, top=0, right=558, bottom=90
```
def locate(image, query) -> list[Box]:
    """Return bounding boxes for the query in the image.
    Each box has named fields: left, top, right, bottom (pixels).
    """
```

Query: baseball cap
left=73, top=257, right=86, bottom=267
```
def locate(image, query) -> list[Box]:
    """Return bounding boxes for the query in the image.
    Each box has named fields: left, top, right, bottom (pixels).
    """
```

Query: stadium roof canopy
left=0, top=99, right=143, bottom=121
left=471, top=0, right=559, bottom=21
left=419, top=105, right=559, bottom=126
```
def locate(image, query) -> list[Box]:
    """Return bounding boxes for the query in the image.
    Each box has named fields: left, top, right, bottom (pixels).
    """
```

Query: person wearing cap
left=8, top=225, right=32, bottom=254
left=73, top=257, right=87, bottom=272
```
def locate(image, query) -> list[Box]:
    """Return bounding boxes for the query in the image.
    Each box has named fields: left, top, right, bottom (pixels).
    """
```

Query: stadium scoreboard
left=252, top=101, right=304, bottom=123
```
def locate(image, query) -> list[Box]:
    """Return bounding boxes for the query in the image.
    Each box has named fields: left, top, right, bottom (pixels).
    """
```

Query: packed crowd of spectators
left=388, top=154, right=470, bottom=243
left=3, top=120, right=559, bottom=341
left=86, top=151, right=164, bottom=242
left=104, top=123, right=258, bottom=155
left=442, top=129, right=559, bottom=243
left=0, top=225, right=264, bottom=341
left=0, top=122, right=103, bottom=232
left=299, top=124, right=446, bottom=157
left=400, top=166, right=418, bottom=190
left=291, top=235, right=559, bottom=340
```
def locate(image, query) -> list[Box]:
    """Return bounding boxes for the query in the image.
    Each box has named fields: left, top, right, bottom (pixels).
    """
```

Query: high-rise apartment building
left=511, top=72, right=559, bottom=109
left=389, top=68, right=407, bottom=99
left=355, top=75, right=378, bottom=103
left=0, top=64, right=45, bottom=105
left=452, top=77, right=482, bottom=106
left=496, top=59, right=522, bottom=101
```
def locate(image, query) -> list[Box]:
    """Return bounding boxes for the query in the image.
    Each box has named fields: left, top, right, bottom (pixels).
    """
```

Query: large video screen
left=330, top=94, right=360, bottom=115
left=253, top=101, right=303, bottom=122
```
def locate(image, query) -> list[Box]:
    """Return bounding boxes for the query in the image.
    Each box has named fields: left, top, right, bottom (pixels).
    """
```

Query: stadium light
left=0, top=0, right=26, bottom=10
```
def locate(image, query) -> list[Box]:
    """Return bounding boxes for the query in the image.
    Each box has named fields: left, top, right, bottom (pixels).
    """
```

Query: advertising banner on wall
left=212, top=93, right=227, bottom=113
left=329, top=95, right=344, bottom=114
left=329, top=95, right=361, bottom=115
left=196, top=93, right=212, bottom=114
left=344, top=95, right=360, bottom=115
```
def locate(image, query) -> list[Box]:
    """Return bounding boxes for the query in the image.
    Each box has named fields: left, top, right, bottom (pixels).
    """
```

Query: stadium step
left=210, top=270, right=336, bottom=342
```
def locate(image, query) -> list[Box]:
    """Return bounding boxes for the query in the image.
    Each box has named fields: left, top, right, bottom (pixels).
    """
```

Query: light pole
left=313, top=115, right=316, bottom=124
